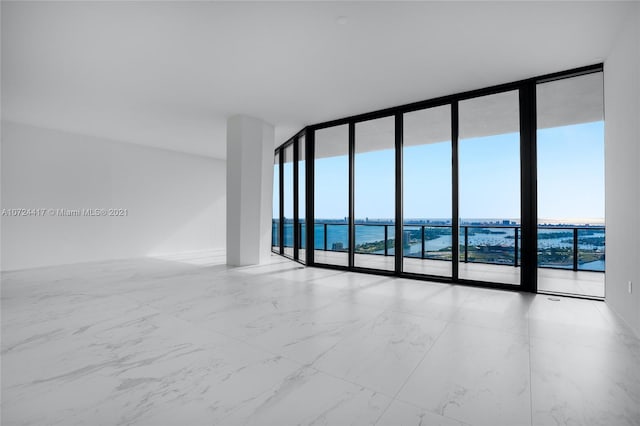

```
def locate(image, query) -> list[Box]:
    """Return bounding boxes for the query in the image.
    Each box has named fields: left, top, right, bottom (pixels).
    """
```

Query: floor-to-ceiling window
left=403, top=105, right=452, bottom=277
left=273, top=65, right=604, bottom=298
left=536, top=71, right=605, bottom=297
left=458, top=90, right=521, bottom=286
left=283, top=144, right=294, bottom=258
left=314, top=125, right=350, bottom=267
left=272, top=152, right=280, bottom=253
left=354, top=116, right=395, bottom=271
left=297, top=135, right=306, bottom=263
left=282, top=144, right=294, bottom=257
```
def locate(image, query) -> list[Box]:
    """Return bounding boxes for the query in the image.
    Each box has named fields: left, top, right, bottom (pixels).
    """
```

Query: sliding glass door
left=272, top=65, right=604, bottom=297
left=314, top=125, right=350, bottom=267
left=458, top=91, right=521, bottom=286
left=283, top=145, right=294, bottom=258
left=403, top=105, right=452, bottom=277
left=272, top=153, right=280, bottom=252
left=354, top=116, right=396, bottom=271
left=297, top=135, right=306, bottom=263
left=536, top=71, right=605, bottom=297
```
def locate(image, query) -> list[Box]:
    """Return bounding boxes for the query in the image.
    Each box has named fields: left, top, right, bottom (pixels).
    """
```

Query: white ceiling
left=1, top=1, right=631, bottom=159
left=310, top=71, right=604, bottom=159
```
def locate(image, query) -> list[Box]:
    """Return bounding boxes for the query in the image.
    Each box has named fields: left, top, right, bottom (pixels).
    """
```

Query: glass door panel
left=458, top=90, right=521, bottom=285
left=354, top=116, right=395, bottom=271
left=403, top=105, right=452, bottom=277
left=272, top=152, right=280, bottom=252
left=297, top=135, right=306, bottom=263
left=283, top=145, right=294, bottom=258
left=314, top=125, right=349, bottom=266
left=537, top=72, right=605, bottom=297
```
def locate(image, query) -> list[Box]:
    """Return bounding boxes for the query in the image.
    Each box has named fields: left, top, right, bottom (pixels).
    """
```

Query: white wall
left=1, top=121, right=226, bottom=271
left=604, top=3, right=640, bottom=337
left=226, top=115, right=274, bottom=266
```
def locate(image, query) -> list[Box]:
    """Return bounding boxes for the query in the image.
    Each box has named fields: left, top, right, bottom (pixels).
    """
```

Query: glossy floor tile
left=397, top=322, right=532, bottom=426
left=2, top=254, right=639, bottom=426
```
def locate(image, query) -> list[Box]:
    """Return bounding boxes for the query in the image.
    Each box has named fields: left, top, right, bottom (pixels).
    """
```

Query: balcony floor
left=538, top=267, right=605, bottom=298
left=314, top=251, right=604, bottom=298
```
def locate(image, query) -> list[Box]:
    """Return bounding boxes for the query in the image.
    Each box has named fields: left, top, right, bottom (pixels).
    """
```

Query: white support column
left=226, top=115, right=275, bottom=266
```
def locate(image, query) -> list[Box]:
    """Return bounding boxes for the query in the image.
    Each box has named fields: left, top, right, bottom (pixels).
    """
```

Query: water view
left=274, top=219, right=605, bottom=272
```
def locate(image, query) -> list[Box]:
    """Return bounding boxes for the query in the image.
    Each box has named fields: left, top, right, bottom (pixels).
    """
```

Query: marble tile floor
left=1, top=254, right=638, bottom=426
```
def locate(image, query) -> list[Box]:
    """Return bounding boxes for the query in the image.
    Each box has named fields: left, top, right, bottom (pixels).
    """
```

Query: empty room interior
left=2, top=1, right=640, bottom=425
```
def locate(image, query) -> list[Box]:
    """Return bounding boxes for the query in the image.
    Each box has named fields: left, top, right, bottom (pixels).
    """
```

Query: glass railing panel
left=354, top=224, right=386, bottom=255
left=459, top=230, right=467, bottom=263
left=327, top=224, right=349, bottom=252
left=272, top=219, right=279, bottom=249
left=353, top=223, right=395, bottom=270
left=577, top=228, right=605, bottom=271
left=463, top=226, right=516, bottom=265
left=298, top=222, right=306, bottom=263
left=386, top=225, right=396, bottom=255
left=314, top=223, right=325, bottom=250
left=283, top=220, right=294, bottom=252
left=424, top=226, right=452, bottom=261
left=403, top=224, right=452, bottom=276
left=313, top=222, right=349, bottom=266
left=537, top=228, right=574, bottom=269
left=299, top=223, right=306, bottom=249
left=402, top=226, right=422, bottom=258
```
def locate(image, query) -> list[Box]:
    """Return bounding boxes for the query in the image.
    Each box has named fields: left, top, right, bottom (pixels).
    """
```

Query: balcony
left=273, top=221, right=605, bottom=298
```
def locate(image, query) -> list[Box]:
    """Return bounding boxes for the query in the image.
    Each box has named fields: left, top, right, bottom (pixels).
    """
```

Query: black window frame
left=271, top=63, right=604, bottom=297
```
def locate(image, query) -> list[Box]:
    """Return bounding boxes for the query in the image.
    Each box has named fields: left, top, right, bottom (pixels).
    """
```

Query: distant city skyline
left=283, top=217, right=605, bottom=226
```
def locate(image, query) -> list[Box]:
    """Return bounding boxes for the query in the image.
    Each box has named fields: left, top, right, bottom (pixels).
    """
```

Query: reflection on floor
left=2, top=254, right=636, bottom=425
left=314, top=251, right=604, bottom=297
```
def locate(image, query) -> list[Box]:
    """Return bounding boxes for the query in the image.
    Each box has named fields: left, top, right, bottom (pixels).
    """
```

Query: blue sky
left=277, top=121, right=604, bottom=224
left=537, top=121, right=604, bottom=222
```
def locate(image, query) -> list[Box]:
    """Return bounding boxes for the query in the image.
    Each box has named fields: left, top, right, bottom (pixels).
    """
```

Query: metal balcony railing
left=272, top=221, right=605, bottom=272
